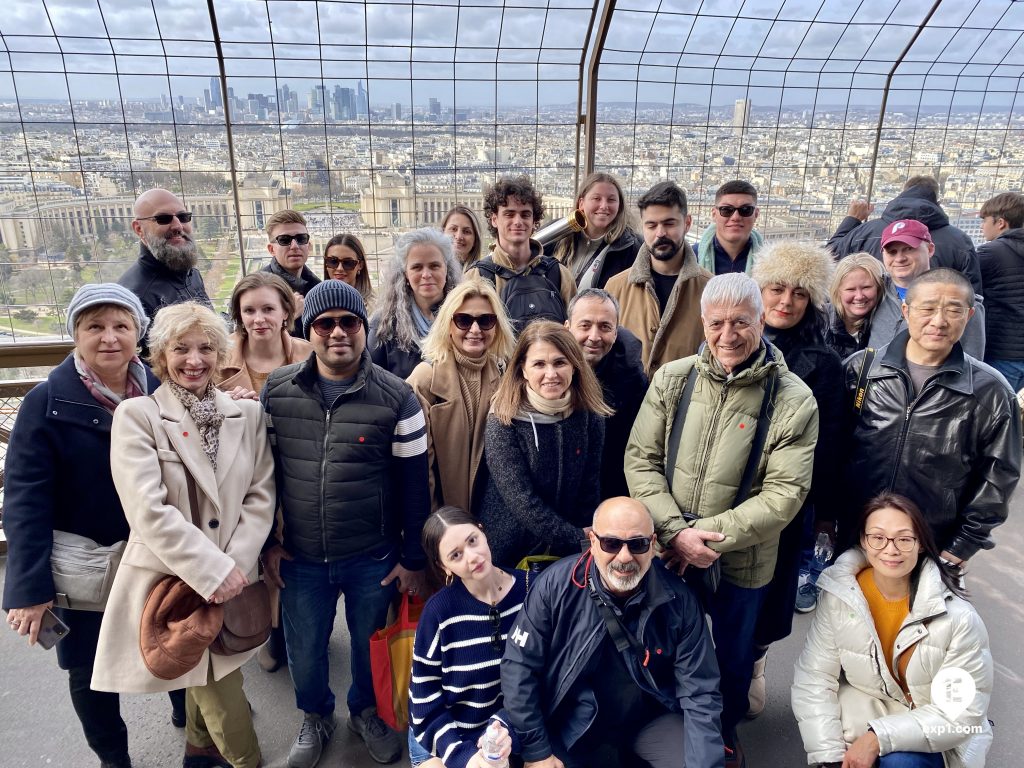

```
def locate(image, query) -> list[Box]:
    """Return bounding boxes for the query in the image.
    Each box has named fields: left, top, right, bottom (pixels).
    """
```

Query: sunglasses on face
left=593, top=534, right=653, bottom=555
left=325, top=256, right=360, bottom=271
left=274, top=233, right=310, bottom=247
left=714, top=204, right=757, bottom=218
left=488, top=605, right=502, bottom=651
left=452, top=313, right=498, bottom=331
left=309, top=315, right=362, bottom=336
left=138, top=211, right=192, bottom=225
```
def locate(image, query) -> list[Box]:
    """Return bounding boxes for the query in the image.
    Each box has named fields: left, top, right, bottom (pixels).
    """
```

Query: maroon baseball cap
left=881, top=219, right=932, bottom=248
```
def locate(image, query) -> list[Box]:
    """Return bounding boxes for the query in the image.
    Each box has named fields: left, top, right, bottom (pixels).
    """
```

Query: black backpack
left=475, top=255, right=566, bottom=329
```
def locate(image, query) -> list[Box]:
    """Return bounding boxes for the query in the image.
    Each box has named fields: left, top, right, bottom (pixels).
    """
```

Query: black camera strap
left=586, top=576, right=659, bottom=691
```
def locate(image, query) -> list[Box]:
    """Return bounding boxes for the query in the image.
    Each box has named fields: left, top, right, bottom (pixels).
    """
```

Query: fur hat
left=751, top=240, right=835, bottom=310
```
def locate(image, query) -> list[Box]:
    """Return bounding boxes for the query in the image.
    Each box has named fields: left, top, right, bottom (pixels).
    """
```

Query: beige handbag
left=51, top=530, right=126, bottom=611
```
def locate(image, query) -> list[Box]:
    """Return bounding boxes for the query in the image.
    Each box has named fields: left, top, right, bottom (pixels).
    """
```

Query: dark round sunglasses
left=274, top=233, right=310, bottom=246
left=452, top=313, right=497, bottom=331
left=714, top=204, right=757, bottom=218
left=593, top=534, right=654, bottom=555
left=325, top=256, right=360, bottom=271
left=310, top=315, right=362, bottom=336
left=137, top=211, right=192, bottom=225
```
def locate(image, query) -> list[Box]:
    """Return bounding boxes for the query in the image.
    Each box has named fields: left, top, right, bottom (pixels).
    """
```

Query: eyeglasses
left=906, top=304, right=969, bottom=320
left=488, top=605, right=502, bottom=651
left=593, top=534, right=653, bottom=555
left=865, top=534, right=918, bottom=553
left=452, top=313, right=498, bottom=331
left=274, top=233, right=310, bottom=247
left=309, top=315, right=362, bottom=336
left=325, top=256, right=360, bottom=271
left=137, top=211, right=192, bottom=225
left=714, top=204, right=757, bottom=218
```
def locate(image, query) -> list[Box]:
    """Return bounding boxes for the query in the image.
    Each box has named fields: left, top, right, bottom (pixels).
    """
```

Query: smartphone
left=37, top=608, right=70, bottom=650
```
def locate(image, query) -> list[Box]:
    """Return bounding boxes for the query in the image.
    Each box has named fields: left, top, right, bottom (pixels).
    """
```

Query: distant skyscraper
left=393, top=102, right=402, bottom=120
left=429, top=97, right=441, bottom=117
left=357, top=80, right=368, bottom=116
left=209, top=76, right=222, bottom=109
left=203, top=88, right=212, bottom=111
left=733, top=98, right=751, bottom=136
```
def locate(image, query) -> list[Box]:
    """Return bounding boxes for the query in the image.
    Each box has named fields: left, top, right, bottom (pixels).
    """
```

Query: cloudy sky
left=0, top=0, right=1022, bottom=110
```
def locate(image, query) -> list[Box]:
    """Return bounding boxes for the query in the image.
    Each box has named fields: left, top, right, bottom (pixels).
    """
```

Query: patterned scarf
left=74, top=350, right=148, bottom=412
left=166, top=381, right=224, bottom=470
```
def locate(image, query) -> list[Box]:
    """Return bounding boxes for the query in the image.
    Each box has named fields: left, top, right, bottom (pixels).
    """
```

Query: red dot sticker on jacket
left=359, top=436, right=365, bottom=443
left=183, top=431, right=189, bottom=436
left=738, top=423, right=746, bottom=429
left=656, top=648, right=663, bottom=655
left=576, top=448, right=581, bottom=455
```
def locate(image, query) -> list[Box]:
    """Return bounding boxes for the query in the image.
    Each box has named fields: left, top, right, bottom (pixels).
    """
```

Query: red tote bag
left=369, top=593, right=425, bottom=730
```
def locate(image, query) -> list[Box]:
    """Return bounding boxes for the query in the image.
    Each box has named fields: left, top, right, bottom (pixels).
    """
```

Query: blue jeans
left=985, top=358, right=1024, bottom=391
left=705, top=579, right=769, bottom=739
left=280, top=545, right=398, bottom=718
left=879, top=751, right=944, bottom=768
left=407, top=730, right=433, bottom=767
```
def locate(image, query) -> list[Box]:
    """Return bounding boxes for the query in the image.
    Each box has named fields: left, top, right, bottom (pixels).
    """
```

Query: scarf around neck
left=411, top=300, right=434, bottom=339
left=524, top=386, right=573, bottom=419
left=74, top=350, right=148, bottom=413
left=166, top=381, right=224, bottom=470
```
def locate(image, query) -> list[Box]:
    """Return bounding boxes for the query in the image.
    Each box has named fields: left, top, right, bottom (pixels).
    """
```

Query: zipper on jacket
left=688, top=381, right=730, bottom=515
left=555, top=421, right=564, bottom=513
left=885, top=371, right=938, bottom=490
left=319, top=409, right=331, bottom=561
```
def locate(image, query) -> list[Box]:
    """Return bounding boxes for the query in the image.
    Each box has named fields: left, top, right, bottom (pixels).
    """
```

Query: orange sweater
left=857, top=567, right=913, bottom=688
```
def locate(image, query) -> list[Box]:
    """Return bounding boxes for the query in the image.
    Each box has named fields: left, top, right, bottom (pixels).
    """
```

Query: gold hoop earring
left=445, top=572, right=453, bottom=587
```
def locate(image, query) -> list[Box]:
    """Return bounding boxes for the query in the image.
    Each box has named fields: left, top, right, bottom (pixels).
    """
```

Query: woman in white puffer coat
left=792, top=493, right=992, bottom=768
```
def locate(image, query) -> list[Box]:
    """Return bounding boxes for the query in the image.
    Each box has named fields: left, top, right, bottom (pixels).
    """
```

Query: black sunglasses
left=593, top=534, right=653, bottom=555
left=274, top=233, right=310, bottom=247
left=452, top=313, right=498, bottom=331
left=325, top=256, right=360, bottom=271
left=714, top=204, right=757, bottom=218
left=137, top=211, right=192, bottom=225
left=309, top=315, right=362, bottom=336
left=488, top=605, right=502, bottom=651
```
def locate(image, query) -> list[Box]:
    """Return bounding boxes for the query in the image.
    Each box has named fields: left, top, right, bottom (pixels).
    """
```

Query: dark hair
left=421, top=506, right=484, bottom=589
left=483, top=176, right=544, bottom=238
left=980, top=191, right=1024, bottom=229
left=905, top=267, right=974, bottom=308
left=567, top=287, right=620, bottom=322
left=857, top=493, right=967, bottom=600
left=323, top=233, right=374, bottom=301
left=441, top=205, right=484, bottom=266
left=229, top=272, right=297, bottom=329
left=637, top=181, right=688, bottom=216
left=714, top=180, right=758, bottom=204
left=903, top=176, right=940, bottom=200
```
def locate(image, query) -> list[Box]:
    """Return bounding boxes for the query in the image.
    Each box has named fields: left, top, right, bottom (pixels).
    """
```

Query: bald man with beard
left=118, top=188, right=212, bottom=355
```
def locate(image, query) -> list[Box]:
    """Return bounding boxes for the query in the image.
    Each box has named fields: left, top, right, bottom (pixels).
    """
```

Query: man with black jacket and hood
left=565, top=288, right=648, bottom=499
left=978, top=191, right=1024, bottom=390
left=502, top=497, right=724, bottom=768
left=827, top=176, right=983, bottom=296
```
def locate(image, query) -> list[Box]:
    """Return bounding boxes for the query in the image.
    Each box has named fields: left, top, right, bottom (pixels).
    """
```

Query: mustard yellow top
left=857, top=567, right=911, bottom=684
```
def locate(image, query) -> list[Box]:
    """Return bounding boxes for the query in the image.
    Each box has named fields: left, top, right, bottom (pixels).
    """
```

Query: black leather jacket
left=842, top=331, right=1021, bottom=559
left=501, top=556, right=723, bottom=767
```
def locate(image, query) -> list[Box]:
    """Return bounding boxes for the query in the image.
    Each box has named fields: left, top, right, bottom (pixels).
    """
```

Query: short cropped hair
left=483, top=176, right=544, bottom=237
left=903, top=176, right=940, bottom=199
left=714, top=180, right=758, bottom=204
left=148, top=301, right=230, bottom=382
left=700, top=272, right=764, bottom=317
left=980, top=192, right=1024, bottom=229
left=905, top=267, right=974, bottom=308
left=567, top=288, right=620, bottom=322
left=637, top=181, right=688, bottom=216
left=265, top=209, right=308, bottom=238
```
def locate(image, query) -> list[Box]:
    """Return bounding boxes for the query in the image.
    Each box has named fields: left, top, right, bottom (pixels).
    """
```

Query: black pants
left=67, top=664, right=129, bottom=763
left=557, top=712, right=687, bottom=768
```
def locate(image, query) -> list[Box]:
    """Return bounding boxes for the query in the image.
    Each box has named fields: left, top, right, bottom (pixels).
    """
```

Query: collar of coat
left=265, top=257, right=321, bottom=293
left=219, top=330, right=313, bottom=381
left=625, top=241, right=703, bottom=287
left=420, top=354, right=501, bottom=401
left=488, top=239, right=545, bottom=273
left=292, top=347, right=373, bottom=398
left=693, top=340, right=781, bottom=385
left=875, top=329, right=972, bottom=396
left=695, top=224, right=764, bottom=274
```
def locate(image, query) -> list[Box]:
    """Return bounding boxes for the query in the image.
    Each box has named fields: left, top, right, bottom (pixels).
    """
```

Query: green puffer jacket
left=625, top=343, right=819, bottom=588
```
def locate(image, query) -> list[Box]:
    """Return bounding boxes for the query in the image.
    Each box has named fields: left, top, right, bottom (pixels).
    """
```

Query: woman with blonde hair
left=441, top=205, right=484, bottom=269
left=478, top=321, right=611, bottom=567
left=323, top=233, right=375, bottom=309
left=408, top=278, right=516, bottom=513
left=369, top=227, right=462, bottom=379
left=548, top=172, right=641, bottom=289
left=824, top=253, right=885, bottom=360
left=93, top=301, right=275, bottom=768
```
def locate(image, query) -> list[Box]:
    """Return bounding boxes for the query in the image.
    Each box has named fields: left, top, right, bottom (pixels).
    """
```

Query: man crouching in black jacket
left=501, top=497, right=724, bottom=768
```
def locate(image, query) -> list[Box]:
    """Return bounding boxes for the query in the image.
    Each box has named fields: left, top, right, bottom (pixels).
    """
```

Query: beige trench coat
left=407, top=356, right=501, bottom=513
left=92, top=386, right=276, bottom=694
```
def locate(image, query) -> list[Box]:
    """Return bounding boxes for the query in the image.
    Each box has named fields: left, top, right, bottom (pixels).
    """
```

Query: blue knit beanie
left=301, top=280, right=368, bottom=340
left=66, top=283, right=150, bottom=339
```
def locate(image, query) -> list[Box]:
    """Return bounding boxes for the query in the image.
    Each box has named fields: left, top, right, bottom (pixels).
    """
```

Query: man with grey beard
left=502, top=497, right=724, bottom=768
left=119, top=187, right=212, bottom=356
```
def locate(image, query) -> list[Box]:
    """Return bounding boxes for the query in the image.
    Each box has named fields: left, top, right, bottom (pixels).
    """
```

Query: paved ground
left=2, top=487, right=1022, bottom=767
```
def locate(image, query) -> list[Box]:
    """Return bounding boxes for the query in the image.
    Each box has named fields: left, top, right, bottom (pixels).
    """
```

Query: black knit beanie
left=301, top=280, right=368, bottom=339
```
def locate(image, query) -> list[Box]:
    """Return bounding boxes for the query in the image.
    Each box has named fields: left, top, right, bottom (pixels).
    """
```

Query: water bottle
left=813, top=532, right=834, bottom=569
left=481, top=721, right=509, bottom=768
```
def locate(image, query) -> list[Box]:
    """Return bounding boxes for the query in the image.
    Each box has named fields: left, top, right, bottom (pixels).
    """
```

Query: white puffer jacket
left=791, top=549, right=992, bottom=767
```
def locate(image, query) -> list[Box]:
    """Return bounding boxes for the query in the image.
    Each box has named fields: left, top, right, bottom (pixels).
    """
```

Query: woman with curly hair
left=368, top=228, right=462, bottom=379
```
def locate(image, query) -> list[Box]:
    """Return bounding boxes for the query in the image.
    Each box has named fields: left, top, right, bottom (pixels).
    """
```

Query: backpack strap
left=853, top=348, right=876, bottom=414
left=665, top=367, right=698, bottom=494
left=537, top=255, right=563, bottom=293
left=732, top=365, right=777, bottom=508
